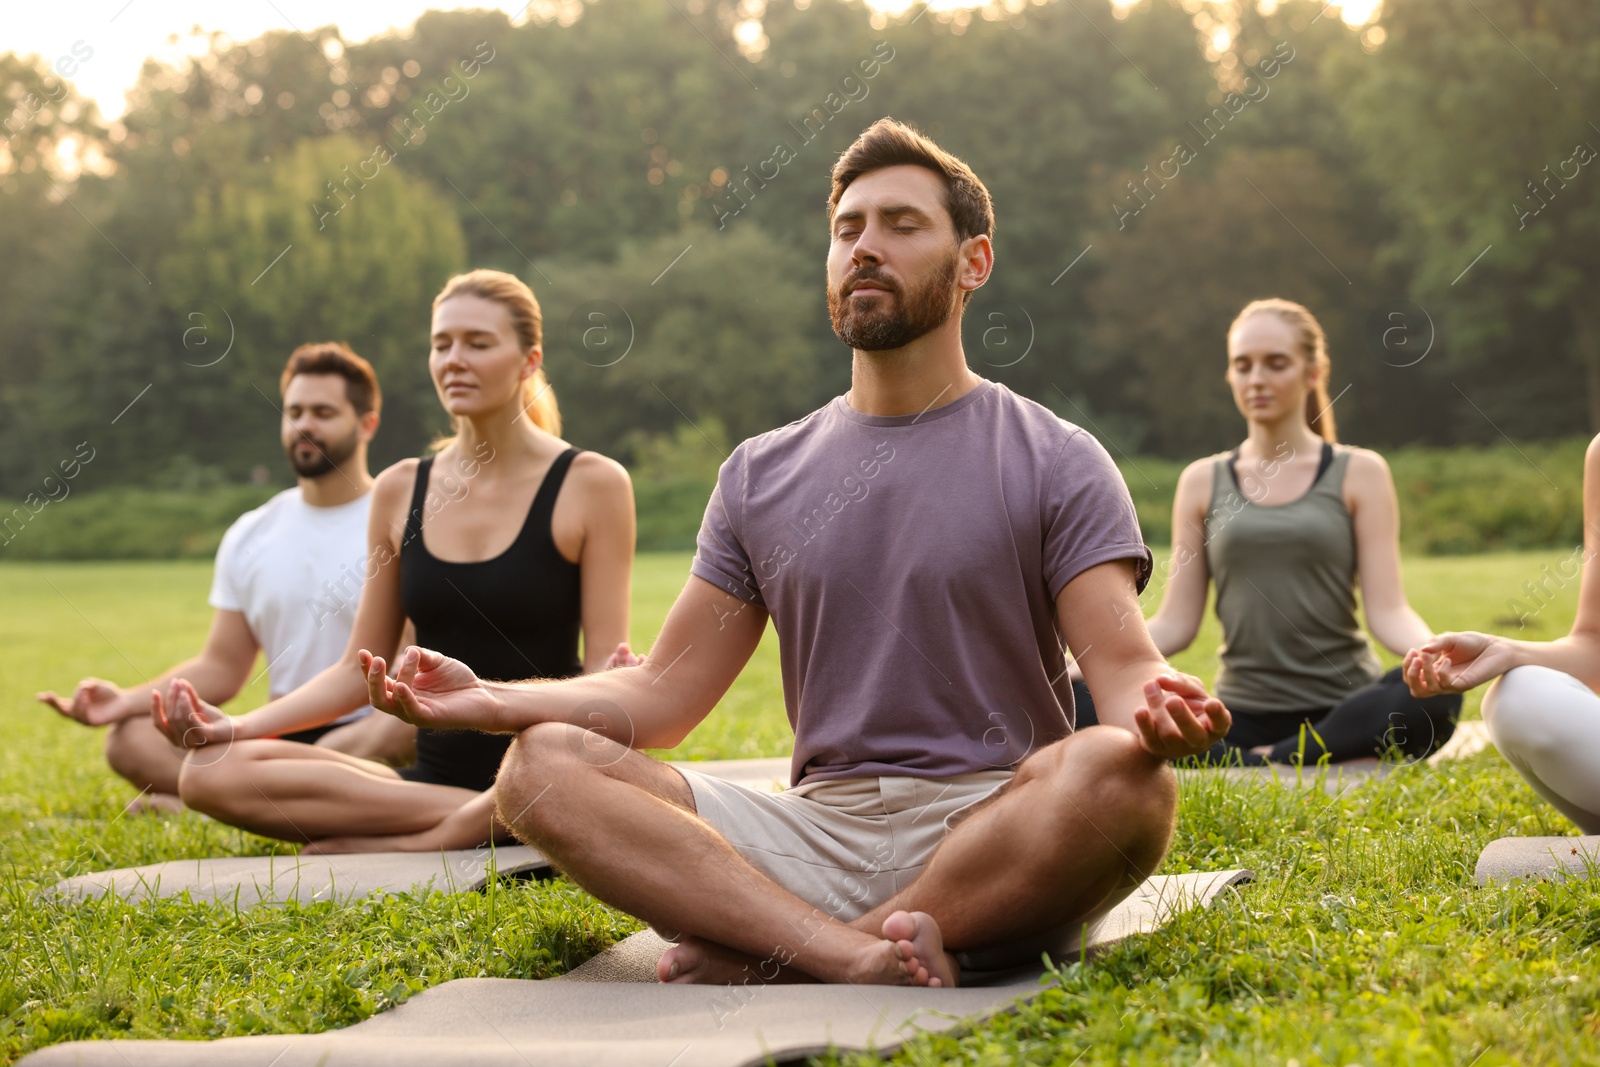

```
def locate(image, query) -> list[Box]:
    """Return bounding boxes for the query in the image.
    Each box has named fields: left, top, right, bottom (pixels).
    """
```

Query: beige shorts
left=678, top=767, right=1100, bottom=973
left=681, top=768, right=1013, bottom=924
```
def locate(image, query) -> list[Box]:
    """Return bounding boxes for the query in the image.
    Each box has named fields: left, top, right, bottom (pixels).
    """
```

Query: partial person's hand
left=1403, top=632, right=1510, bottom=696
left=603, top=642, right=647, bottom=670
left=1130, top=673, right=1231, bottom=761
left=360, top=646, right=505, bottom=731
left=36, top=678, right=128, bottom=726
left=151, top=678, right=235, bottom=749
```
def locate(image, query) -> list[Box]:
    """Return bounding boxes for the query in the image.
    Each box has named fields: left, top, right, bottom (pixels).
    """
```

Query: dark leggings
left=1070, top=667, right=1463, bottom=765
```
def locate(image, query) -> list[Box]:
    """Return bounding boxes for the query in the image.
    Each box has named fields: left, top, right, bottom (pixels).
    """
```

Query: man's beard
left=285, top=427, right=358, bottom=478
left=828, top=251, right=960, bottom=352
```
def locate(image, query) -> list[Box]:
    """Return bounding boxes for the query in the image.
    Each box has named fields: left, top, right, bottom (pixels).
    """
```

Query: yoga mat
left=49, top=728, right=1466, bottom=908
left=1474, top=835, right=1600, bottom=885
left=20, top=868, right=1252, bottom=1067
left=48, top=759, right=791, bottom=906
left=49, top=845, right=551, bottom=907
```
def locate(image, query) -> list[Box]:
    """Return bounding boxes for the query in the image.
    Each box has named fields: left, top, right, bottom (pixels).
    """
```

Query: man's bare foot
left=881, top=910, right=958, bottom=988
left=658, top=915, right=956, bottom=988
left=124, top=792, right=185, bottom=815
left=657, top=936, right=810, bottom=985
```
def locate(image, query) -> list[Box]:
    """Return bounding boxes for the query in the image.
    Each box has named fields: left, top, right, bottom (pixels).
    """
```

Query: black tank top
left=399, top=448, right=583, bottom=791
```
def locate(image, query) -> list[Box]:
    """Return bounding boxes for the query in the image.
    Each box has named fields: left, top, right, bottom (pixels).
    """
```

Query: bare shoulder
left=1176, top=455, right=1221, bottom=501
left=371, top=458, right=422, bottom=522
left=567, top=452, right=634, bottom=527
left=1582, top=435, right=1600, bottom=522
left=1338, top=447, right=1396, bottom=517
left=373, top=457, right=423, bottom=499
left=1342, top=446, right=1393, bottom=487
left=569, top=451, right=632, bottom=496
left=1157, top=456, right=1219, bottom=537
left=1585, top=432, right=1600, bottom=472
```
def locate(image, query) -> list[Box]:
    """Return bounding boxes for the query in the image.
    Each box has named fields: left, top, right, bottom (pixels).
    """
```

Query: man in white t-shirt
left=38, top=342, right=410, bottom=811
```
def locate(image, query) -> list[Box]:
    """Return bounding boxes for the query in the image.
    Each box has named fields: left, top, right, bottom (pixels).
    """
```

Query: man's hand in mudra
left=359, top=646, right=507, bottom=732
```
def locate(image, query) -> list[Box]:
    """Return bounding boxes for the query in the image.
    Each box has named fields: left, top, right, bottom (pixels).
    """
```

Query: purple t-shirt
left=691, top=379, right=1151, bottom=786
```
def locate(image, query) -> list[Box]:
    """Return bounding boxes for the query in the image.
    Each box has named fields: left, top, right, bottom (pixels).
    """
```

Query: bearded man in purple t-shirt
left=354, top=118, right=1232, bottom=988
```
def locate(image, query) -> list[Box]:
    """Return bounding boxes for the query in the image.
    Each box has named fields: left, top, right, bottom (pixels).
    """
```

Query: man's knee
left=1025, top=727, right=1176, bottom=857
left=500, top=721, right=591, bottom=779
left=1035, top=725, right=1172, bottom=788
left=495, top=722, right=594, bottom=840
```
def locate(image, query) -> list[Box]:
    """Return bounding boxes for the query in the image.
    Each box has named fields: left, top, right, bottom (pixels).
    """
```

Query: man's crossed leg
left=493, top=720, right=1177, bottom=987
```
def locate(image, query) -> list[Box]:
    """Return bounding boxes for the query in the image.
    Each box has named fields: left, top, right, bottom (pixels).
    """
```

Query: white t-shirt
left=208, top=487, right=373, bottom=725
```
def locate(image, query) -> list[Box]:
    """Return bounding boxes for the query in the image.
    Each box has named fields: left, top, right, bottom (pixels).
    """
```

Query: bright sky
left=3, top=1, right=533, bottom=120
left=5, top=0, right=1380, bottom=121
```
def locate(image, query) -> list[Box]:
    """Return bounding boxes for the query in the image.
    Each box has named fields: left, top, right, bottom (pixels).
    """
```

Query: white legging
left=1482, top=665, right=1600, bottom=833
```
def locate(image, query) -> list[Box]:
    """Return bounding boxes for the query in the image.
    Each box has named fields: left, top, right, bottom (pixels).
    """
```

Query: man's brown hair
left=278, top=342, right=381, bottom=416
left=829, top=118, right=996, bottom=249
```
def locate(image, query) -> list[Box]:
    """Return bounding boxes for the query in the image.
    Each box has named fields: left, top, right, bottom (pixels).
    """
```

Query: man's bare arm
left=1056, top=558, right=1229, bottom=759
left=368, top=575, right=768, bottom=750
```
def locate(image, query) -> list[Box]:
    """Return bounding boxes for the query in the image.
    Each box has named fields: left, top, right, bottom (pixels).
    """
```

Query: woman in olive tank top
left=154, top=270, right=639, bottom=849
left=1074, top=299, right=1459, bottom=764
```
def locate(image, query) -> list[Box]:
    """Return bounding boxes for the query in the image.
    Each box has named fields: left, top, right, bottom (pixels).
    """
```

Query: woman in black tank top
left=1070, top=299, right=1459, bottom=765
left=155, top=270, right=637, bottom=850
left=396, top=448, right=584, bottom=792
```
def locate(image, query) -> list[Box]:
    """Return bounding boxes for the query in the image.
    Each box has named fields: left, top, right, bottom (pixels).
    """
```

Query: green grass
left=2, top=552, right=1598, bottom=1064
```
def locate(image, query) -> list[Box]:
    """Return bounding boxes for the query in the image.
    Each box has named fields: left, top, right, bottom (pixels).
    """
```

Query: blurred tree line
left=0, top=0, right=1595, bottom=499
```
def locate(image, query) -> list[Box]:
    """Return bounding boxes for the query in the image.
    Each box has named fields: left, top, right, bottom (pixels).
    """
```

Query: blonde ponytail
left=1304, top=378, right=1336, bottom=444
left=522, top=366, right=561, bottom=436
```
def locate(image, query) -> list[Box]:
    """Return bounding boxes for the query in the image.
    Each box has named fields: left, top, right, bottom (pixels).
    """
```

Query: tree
left=731, top=0, right=1221, bottom=412
left=342, top=2, right=756, bottom=269
left=1332, top=0, right=1600, bottom=430
left=9, top=30, right=363, bottom=493
left=534, top=222, right=824, bottom=457
left=0, top=53, right=106, bottom=493
left=151, top=136, right=467, bottom=474
left=1084, top=147, right=1376, bottom=455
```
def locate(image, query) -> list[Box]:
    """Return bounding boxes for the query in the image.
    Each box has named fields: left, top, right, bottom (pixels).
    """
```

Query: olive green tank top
left=1205, top=443, right=1382, bottom=712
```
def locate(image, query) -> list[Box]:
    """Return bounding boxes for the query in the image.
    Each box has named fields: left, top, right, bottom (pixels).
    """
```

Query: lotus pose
left=1404, top=433, right=1600, bottom=832
left=38, top=343, right=414, bottom=811
left=154, top=270, right=637, bottom=851
left=358, top=121, right=1230, bottom=987
left=1075, top=299, right=1461, bottom=765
